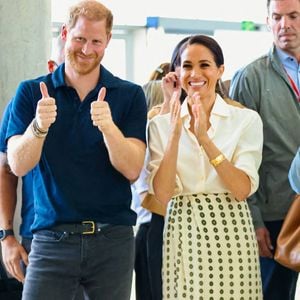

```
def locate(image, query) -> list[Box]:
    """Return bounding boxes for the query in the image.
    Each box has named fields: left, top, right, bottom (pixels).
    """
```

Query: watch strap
left=0, top=229, right=14, bottom=241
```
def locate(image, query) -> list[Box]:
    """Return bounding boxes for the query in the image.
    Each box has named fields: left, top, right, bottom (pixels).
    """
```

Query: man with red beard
left=5, top=1, right=147, bottom=299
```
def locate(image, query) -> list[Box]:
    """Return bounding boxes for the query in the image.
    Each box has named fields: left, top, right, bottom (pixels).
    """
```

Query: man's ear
left=61, top=24, right=67, bottom=41
left=106, top=33, right=112, bottom=48
left=47, top=60, right=56, bottom=73
left=266, top=16, right=271, bottom=31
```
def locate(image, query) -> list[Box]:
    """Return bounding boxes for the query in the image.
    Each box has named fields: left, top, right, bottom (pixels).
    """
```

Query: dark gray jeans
left=22, top=225, right=134, bottom=300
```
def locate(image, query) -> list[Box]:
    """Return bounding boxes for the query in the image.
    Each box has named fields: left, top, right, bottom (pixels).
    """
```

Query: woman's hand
left=191, top=92, right=209, bottom=142
left=161, top=72, right=181, bottom=114
left=170, top=90, right=182, bottom=138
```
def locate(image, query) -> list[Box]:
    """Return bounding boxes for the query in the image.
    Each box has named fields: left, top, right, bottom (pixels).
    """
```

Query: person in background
left=148, top=62, right=170, bottom=83
left=142, top=63, right=170, bottom=111
left=143, top=37, right=191, bottom=300
left=229, top=0, right=300, bottom=299
left=0, top=34, right=65, bottom=283
left=289, top=147, right=300, bottom=194
left=132, top=62, right=170, bottom=300
left=147, top=34, right=263, bottom=299
left=135, top=37, right=192, bottom=300
left=47, top=33, right=66, bottom=73
left=131, top=174, right=151, bottom=300
left=5, top=1, right=147, bottom=299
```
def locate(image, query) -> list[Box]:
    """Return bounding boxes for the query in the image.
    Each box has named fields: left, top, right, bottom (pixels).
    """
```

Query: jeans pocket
left=102, top=225, right=133, bottom=242
left=33, top=230, right=66, bottom=243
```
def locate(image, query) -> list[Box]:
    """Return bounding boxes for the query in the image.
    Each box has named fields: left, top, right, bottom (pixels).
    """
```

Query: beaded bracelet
left=31, top=119, right=48, bottom=138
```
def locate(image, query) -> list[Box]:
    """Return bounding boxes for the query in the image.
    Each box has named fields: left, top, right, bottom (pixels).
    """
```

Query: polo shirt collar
left=51, top=63, right=119, bottom=90
left=276, top=46, right=296, bottom=66
left=51, top=63, right=66, bottom=88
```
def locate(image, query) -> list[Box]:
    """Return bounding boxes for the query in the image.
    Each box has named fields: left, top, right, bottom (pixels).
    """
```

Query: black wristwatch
left=0, top=228, right=14, bottom=241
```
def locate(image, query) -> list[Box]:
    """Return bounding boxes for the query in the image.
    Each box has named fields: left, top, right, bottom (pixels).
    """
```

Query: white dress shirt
left=131, top=154, right=152, bottom=225
left=288, top=147, right=300, bottom=194
left=147, top=94, right=263, bottom=197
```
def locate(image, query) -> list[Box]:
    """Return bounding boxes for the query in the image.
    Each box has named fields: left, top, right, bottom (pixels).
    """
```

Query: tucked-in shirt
left=289, top=147, right=300, bottom=194
left=147, top=94, right=263, bottom=197
left=6, top=64, right=147, bottom=231
left=0, top=101, right=34, bottom=238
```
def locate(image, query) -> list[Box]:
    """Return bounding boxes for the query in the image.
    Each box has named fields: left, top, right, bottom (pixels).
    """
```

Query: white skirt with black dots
left=162, top=193, right=263, bottom=300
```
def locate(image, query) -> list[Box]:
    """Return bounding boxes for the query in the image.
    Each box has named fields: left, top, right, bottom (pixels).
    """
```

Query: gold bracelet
left=210, top=153, right=226, bottom=167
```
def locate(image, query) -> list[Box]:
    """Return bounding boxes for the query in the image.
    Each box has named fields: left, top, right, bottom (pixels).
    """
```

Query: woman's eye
left=182, top=64, right=191, bottom=69
left=200, top=63, right=210, bottom=68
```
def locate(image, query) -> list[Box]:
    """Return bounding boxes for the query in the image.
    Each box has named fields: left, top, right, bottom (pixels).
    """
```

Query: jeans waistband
left=51, top=221, right=111, bottom=235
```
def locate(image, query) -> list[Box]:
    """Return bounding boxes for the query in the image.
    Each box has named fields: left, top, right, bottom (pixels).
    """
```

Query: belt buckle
left=82, top=221, right=95, bottom=235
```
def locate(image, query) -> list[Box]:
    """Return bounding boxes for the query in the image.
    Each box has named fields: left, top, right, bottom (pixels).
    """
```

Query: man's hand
left=36, top=82, right=57, bottom=131
left=1, top=236, right=28, bottom=283
left=256, top=227, right=273, bottom=258
left=90, top=87, right=114, bottom=133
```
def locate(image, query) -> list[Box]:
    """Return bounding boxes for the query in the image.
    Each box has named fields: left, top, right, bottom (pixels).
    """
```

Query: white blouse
left=147, top=94, right=263, bottom=198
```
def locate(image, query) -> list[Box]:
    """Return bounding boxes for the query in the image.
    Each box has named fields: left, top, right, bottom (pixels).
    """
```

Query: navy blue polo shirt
left=0, top=101, right=34, bottom=238
left=6, top=64, right=147, bottom=231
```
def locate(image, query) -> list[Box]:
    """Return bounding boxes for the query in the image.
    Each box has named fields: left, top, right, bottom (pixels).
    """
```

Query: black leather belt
left=51, top=221, right=111, bottom=235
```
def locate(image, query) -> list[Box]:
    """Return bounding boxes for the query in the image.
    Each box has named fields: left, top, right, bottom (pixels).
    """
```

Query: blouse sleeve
left=231, top=110, right=263, bottom=196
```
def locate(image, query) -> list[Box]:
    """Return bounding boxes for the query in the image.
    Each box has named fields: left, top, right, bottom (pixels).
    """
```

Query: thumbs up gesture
left=90, top=87, right=113, bottom=133
left=35, top=82, right=57, bottom=131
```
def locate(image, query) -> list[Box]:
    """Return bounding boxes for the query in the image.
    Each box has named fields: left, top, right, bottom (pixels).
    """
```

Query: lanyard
left=286, top=73, right=300, bottom=102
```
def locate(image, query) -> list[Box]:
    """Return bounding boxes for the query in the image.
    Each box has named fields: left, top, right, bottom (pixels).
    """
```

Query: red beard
left=66, top=49, right=102, bottom=75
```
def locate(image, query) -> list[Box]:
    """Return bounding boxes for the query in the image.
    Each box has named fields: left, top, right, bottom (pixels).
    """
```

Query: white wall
left=214, top=30, right=274, bottom=80
left=51, top=0, right=271, bottom=86
left=52, top=0, right=267, bottom=24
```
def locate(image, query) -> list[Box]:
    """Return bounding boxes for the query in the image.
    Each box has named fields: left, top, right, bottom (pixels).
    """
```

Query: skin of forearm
left=7, top=124, right=45, bottom=177
left=200, top=136, right=251, bottom=201
left=102, top=123, right=146, bottom=181
left=0, top=154, right=18, bottom=229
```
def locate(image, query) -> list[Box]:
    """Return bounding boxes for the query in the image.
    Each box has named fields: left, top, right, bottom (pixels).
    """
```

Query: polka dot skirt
left=162, top=193, right=263, bottom=300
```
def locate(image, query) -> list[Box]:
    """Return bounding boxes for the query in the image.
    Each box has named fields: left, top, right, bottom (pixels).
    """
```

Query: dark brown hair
left=178, top=35, right=227, bottom=98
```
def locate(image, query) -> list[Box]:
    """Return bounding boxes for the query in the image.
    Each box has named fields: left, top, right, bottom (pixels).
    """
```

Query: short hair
left=267, top=0, right=275, bottom=11
left=266, top=0, right=297, bottom=11
left=67, top=0, right=113, bottom=34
